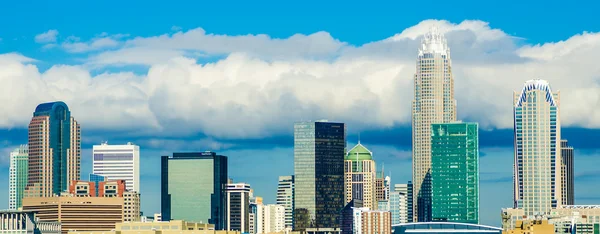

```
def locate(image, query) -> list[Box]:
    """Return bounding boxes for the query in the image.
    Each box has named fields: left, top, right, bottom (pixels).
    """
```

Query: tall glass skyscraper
left=9, top=145, right=28, bottom=210
left=293, top=121, right=345, bottom=230
left=561, top=139, right=574, bottom=205
left=161, top=152, right=228, bottom=229
left=431, top=122, right=479, bottom=224
left=513, top=79, right=561, bottom=216
left=344, top=143, right=376, bottom=210
left=412, top=27, right=456, bottom=222
left=25, top=101, right=80, bottom=197
left=277, top=175, right=295, bottom=229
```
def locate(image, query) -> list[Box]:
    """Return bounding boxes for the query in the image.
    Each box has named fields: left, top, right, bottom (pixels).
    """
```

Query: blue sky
left=1, top=0, right=600, bottom=227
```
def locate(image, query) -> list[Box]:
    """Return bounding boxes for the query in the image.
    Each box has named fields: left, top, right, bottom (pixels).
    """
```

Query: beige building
left=352, top=207, right=391, bottom=234
left=344, top=143, right=377, bottom=210
left=123, top=191, right=141, bottom=222
left=22, top=196, right=124, bottom=234
left=503, top=220, right=554, bottom=234
left=411, top=27, right=457, bottom=222
left=67, top=220, right=240, bottom=234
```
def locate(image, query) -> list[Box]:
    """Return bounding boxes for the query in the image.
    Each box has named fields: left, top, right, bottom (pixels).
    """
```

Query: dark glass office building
left=294, top=121, right=346, bottom=230
left=561, top=139, right=574, bottom=205
left=161, top=152, right=228, bottom=230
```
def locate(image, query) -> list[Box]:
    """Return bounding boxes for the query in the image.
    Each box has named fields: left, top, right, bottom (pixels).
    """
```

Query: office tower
left=249, top=194, right=262, bottom=234
left=394, top=184, right=411, bottom=224
left=344, top=143, right=377, bottom=210
left=513, top=79, right=561, bottom=216
left=9, top=145, right=28, bottom=210
left=412, top=27, right=456, bottom=222
left=93, top=142, right=140, bottom=192
left=89, top=174, right=107, bottom=197
left=26, top=101, right=81, bottom=197
left=352, top=207, right=392, bottom=234
left=293, top=121, right=346, bottom=230
left=561, top=139, right=574, bottom=205
left=277, top=175, right=295, bottom=229
left=161, top=152, right=228, bottom=229
left=226, top=183, right=251, bottom=232
left=407, top=181, right=413, bottom=222
left=256, top=204, right=286, bottom=234
left=431, top=122, right=479, bottom=224
left=340, top=199, right=363, bottom=234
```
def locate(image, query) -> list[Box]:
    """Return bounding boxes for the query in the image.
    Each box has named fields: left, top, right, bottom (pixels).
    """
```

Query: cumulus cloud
left=1, top=19, right=599, bottom=139
left=35, top=29, right=59, bottom=43
left=61, top=33, right=128, bottom=53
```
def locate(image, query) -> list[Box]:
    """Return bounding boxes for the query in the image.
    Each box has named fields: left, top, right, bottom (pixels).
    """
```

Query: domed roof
left=346, top=143, right=373, bottom=161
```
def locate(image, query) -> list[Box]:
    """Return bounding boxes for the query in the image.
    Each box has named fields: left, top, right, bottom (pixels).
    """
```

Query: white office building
left=256, top=204, right=285, bottom=234
left=92, top=142, right=140, bottom=192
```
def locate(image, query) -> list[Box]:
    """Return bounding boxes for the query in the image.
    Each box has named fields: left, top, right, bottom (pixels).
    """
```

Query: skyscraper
left=9, top=145, right=28, bottom=210
left=161, top=152, right=228, bottom=229
left=226, top=183, right=251, bottom=232
left=561, top=140, right=574, bottom=205
left=431, top=122, right=479, bottom=224
left=394, top=184, right=411, bottom=224
left=513, top=79, right=561, bottom=216
left=93, top=142, right=140, bottom=192
left=411, top=27, right=456, bottom=222
left=277, top=175, right=295, bottom=229
left=293, top=121, right=346, bottom=230
left=25, top=101, right=81, bottom=197
left=344, top=143, right=377, bottom=210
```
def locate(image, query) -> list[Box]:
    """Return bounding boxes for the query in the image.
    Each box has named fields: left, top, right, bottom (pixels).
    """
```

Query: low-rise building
left=67, top=220, right=240, bottom=234
left=394, top=223, right=502, bottom=234
left=0, top=210, right=61, bottom=234
left=502, top=205, right=600, bottom=233
left=503, top=220, right=554, bottom=234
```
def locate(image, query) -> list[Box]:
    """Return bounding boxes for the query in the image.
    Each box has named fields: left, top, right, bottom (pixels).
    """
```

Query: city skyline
left=1, top=3, right=600, bottom=228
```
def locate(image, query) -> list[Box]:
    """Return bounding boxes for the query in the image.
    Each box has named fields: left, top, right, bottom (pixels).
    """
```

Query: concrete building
left=226, top=183, right=251, bottom=232
left=67, top=179, right=140, bottom=222
left=394, top=223, right=501, bottom=234
left=22, top=196, right=124, bottom=234
left=67, top=220, right=241, bottom=234
left=9, top=145, right=28, bottom=210
left=394, top=184, right=412, bottom=224
left=256, top=204, right=285, bottom=234
left=161, top=152, right=228, bottom=229
left=431, top=122, right=479, bottom=224
left=375, top=173, right=390, bottom=204
left=294, top=121, right=346, bottom=230
left=561, top=139, right=575, bottom=206
left=513, top=79, right=562, bottom=216
left=389, top=191, right=407, bottom=225
left=503, top=220, right=554, bottom=234
left=277, top=176, right=294, bottom=230
left=503, top=205, right=600, bottom=232
left=92, top=142, right=140, bottom=192
left=0, top=210, right=61, bottom=234
left=340, top=200, right=363, bottom=234
left=411, top=27, right=457, bottom=222
left=349, top=207, right=391, bottom=234
left=344, top=143, right=376, bottom=210
left=25, top=102, right=81, bottom=198
left=88, top=174, right=106, bottom=197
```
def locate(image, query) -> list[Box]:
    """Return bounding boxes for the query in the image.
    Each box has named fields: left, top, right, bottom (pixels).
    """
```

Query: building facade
left=395, top=183, right=412, bottom=224
left=88, top=174, right=106, bottom=197
left=22, top=196, right=124, bottom=234
left=226, top=183, right=251, bottom=232
left=352, top=207, right=391, bottom=234
left=389, top=190, right=408, bottom=225
left=394, top=223, right=501, bottom=234
left=161, top=152, right=228, bottom=230
left=256, top=204, right=285, bottom=234
left=0, top=210, right=61, bottom=234
left=92, top=142, right=140, bottom=192
left=68, top=220, right=241, bottom=234
left=25, top=102, right=81, bottom=198
left=277, top=175, right=294, bottom=229
left=431, top=122, right=479, bottom=224
left=9, top=145, right=29, bottom=210
left=513, top=79, right=561, bottom=216
left=344, top=143, right=377, bottom=210
left=412, top=27, right=457, bottom=222
left=294, top=121, right=346, bottom=230
left=561, top=139, right=574, bottom=206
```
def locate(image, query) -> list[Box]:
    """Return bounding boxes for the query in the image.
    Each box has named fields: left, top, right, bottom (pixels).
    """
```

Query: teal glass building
left=161, top=152, right=228, bottom=230
left=430, top=122, right=479, bottom=224
left=293, top=121, right=346, bottom=230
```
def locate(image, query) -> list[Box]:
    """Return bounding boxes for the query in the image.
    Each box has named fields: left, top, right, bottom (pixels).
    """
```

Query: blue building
left=89, top=174, right=106, bottom=196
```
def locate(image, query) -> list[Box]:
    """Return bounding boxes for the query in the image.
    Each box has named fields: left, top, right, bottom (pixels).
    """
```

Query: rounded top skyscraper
left=412, top=26, right=457, bottom=222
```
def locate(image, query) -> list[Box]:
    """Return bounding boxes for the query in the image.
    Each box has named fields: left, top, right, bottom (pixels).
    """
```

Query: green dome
left=346, top=143, right=373, bottom=161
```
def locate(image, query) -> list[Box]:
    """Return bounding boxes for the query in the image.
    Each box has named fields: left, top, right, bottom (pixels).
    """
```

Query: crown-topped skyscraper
left=411, top=26, right=457, bottom=222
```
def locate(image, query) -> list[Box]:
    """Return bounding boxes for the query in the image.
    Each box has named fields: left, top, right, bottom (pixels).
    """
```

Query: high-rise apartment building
left=293, top=121, right=346, bottom=230
left=344, top=143, right=377, bottom=210
left=26, top=102, right=81, bottom=197
left=513, top=79, right=561, bottom=216
left=93, top=142, right=140, bottom=192
left=226, top=183, right=251, bottom=232
left=9, top=145, right=28, bottom=210
left=412, top=27, right=456, bottom=222
left=161, top=152, right=228, bottom=229
left=277, top=175, right=294, bottom=229
left=431, top=122, right=479, bottom=224
left=561, top=139, right=574, bottom=205
left=352, top=207, right=392, bottom=234
left=256, top=204, right=286, bottom=234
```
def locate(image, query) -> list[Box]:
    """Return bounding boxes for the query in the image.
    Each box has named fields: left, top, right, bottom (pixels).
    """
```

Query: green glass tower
left=9, top=145, right=28, bottom=210
left=431, top=122, right=479, bottom=224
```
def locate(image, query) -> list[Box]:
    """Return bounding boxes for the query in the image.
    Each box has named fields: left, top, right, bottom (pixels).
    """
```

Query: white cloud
left=35, top=29, right=59, bottom=43
left=0, top=19, right=598, bottom=139
left=171, top=26, right=182, bottom=31
left=61, top=33, right=127, bottom=53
